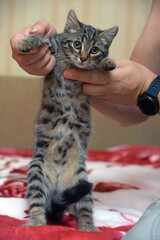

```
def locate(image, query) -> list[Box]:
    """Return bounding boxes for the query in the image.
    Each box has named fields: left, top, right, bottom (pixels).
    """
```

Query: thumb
left=29, top=20, right=57, bottom=37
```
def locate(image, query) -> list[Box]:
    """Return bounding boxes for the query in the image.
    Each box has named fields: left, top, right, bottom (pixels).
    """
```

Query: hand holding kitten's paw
left=10, top=20, right=56, bottom=76
left=17, top=35, right=37, bottom=53
left=18, top=34, right=47, bottom=52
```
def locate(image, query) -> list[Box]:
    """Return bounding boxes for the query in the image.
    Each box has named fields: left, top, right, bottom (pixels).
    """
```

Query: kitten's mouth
left=74, top=59, right=89, bottom=69
left=68, top=55, right=89, bottom=69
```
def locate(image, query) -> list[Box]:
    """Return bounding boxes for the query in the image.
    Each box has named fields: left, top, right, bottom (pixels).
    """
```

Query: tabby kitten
left=18, top=10, right=118, bottom=231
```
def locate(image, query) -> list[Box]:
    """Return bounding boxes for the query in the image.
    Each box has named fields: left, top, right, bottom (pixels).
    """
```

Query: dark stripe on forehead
left=89, top=31, right=97, bottom=45
left=81, top=34, right=86, bottom=42
left=82, top=26, right=98, bottom=44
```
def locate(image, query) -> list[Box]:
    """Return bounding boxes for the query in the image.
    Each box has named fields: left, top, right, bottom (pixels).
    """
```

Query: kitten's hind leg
left=18, top=34, right=50, bottom=52
left=74, top=193, right=99, bottom=232
left=99, top=57, right=116, bottom=71
left=24, top=152, right=48, bottom=227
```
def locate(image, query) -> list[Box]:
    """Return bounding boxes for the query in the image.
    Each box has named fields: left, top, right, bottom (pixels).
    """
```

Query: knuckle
left=12, top=53, right=17, bottom=61
left=44, top=50, right=51, bottom=60
left=41, top=45, right=49, bottom=54
left=82, top=84, right=89, bottom=95
left=37, top=46, right=49, bottom=60
left=23, top=63, right=39, bottom=75
left=50, top=56, right=56, bottom=66
left=16, top=55, right=24, bottom=64
left=24, top=67, right=40, bottom=76
left=17, top=56, right=30, bottom=67
left=10, top=34, right=16, bottom=47
left=44, top=62, right=54, bottom=74
left=112, top=86, right=121, bottom=96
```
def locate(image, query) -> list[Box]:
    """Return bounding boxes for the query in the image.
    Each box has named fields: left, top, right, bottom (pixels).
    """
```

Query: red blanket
left=0, top=145, right=160, bottom=240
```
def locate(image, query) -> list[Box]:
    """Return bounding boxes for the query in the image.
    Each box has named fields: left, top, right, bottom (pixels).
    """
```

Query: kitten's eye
left=90, top=46, right=99, bottom=54
left=73, top=41, right=81, bottom=49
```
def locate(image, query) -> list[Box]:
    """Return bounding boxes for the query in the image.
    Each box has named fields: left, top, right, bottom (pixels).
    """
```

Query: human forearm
left=90, top=97, right=149, bottom=126
left=131, top=0, right=160, bottom=75
left=130, top=0, right=160, bottom=109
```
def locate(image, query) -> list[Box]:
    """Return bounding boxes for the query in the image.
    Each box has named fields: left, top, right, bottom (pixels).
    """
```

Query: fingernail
left=30, top=28, right=38, bottom=33
left=64, top=70, right=72, bottom=79
left=44, top=44, right=49, bottom=51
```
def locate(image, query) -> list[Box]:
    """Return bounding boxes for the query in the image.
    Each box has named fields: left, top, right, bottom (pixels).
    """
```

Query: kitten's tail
left=47, top=180, right=93, bottom=222
left=60, top=180, right=93, bottom=205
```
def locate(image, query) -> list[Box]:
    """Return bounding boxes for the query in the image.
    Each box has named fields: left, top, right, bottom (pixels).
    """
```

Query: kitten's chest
left=43, top=72, right=90, bottom=137
left=47, top=74, right=87, bottom=117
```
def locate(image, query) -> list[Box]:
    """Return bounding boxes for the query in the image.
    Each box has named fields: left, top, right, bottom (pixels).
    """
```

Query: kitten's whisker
left=87, top=64, right=106, bottom=84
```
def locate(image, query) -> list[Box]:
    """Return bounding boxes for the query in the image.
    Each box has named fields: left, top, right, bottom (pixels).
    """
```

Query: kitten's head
left=61, top=9, right=118, bottom=70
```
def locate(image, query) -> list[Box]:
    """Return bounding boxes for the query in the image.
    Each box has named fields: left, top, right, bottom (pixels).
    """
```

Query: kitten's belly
left=46, top=123, right=80, bottom=177
left=48, top=122, right=79, bottom=153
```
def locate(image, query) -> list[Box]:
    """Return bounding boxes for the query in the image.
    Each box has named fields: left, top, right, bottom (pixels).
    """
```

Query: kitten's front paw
left=18, top=34, right=45, bottom=52
left=100, top=58, right=116, bottom=71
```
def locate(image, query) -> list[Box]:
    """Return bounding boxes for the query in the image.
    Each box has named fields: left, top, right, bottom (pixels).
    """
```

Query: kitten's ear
left=65, top=9, right=81, bottom=33
left=100, top=26, right=119, bottom=46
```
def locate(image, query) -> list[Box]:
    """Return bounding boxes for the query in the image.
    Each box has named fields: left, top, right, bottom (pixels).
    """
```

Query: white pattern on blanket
left=0, top=145, right=160, bottom=239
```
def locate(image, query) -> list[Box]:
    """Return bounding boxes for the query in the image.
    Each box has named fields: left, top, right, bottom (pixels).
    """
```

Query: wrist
left=130, top=62, right=157, bottom=107
left=137, top=75, right=160, bottom=116
left=139, top=71, right=157, bottom=95
left=142, top=72, right=160, bottom=104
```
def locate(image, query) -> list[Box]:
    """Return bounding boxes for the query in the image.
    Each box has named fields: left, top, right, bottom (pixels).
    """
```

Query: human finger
left=10, top=20, right=56, bottom=55
left=82, top=82, right=124, bottom=104
left=82, top=83, right=106, bottom=96
left=82, top=72, right=122, bottom=99
left=30, top=19, right=57, bottom=37
left=64, top=69, right=108, bottom=85
left=13, top=45, right=49, bottom=66
left=63, top=58, right=128, bottom=84
left=10, top=31, right=39, bottom=55
left=25, top=49, right=54, bottom=71
left=22, top=55, right=56, bottom=76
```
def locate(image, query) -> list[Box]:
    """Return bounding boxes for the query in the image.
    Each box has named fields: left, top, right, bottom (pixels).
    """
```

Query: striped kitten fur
left=18, top=9, right=118, bottom=231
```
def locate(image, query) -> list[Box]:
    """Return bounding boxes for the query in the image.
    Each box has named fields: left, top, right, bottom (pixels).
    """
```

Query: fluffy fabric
left=0, top=145, right=160, bottom=240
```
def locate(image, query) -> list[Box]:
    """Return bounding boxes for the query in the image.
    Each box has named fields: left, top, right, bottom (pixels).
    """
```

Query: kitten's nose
left=80, top=56, right=87, bottom=63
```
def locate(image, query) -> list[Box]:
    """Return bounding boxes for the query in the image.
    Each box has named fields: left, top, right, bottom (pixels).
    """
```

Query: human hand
left=10, top=20, right=57, bottom=76
left=64, top=59, right=157, bottom=106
